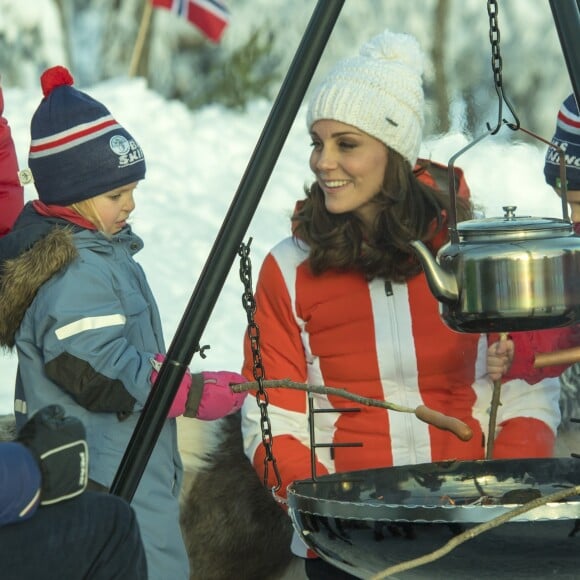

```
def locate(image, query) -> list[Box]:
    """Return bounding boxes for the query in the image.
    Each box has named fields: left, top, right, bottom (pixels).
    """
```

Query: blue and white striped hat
left=544, top=94, right=580, bottom=191
left=28, top=66, right=146, bottom=206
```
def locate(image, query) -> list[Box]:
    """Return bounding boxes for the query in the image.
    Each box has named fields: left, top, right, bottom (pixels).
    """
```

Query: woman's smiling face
left=309, top=119, right=388, bottom=227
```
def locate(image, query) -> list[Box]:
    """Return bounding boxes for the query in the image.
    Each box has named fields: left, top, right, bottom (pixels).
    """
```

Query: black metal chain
left=487, top=0, right=502, bottom=95
left=238, top=239, right=282, bottom=492
left=486, top=0, right=519, bottom=132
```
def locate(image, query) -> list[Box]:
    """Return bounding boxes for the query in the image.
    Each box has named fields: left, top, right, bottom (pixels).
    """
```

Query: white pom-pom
left=360, top=29, right=424, bottom=76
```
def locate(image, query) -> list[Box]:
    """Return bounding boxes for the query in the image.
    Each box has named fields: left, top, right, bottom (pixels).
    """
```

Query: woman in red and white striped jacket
left=240, top=29, right=563, bottom=513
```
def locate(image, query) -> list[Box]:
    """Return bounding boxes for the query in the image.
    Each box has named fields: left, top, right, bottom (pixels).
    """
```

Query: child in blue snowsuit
left=0, top=66, right=247, bottom=580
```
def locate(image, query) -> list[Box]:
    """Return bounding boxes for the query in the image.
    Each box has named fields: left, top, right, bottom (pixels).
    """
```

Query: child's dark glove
left=17, top=405, right=88, bottom=505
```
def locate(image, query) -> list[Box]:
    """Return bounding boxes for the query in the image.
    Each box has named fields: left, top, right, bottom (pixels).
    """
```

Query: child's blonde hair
left=69, top=198, right=106, bottom=233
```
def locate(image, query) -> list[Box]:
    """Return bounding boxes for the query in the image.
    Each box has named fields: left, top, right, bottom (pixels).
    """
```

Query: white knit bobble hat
left=307, top=29, right=425, bottom=167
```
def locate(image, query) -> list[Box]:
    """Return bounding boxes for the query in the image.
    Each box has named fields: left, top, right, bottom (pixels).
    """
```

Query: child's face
left=93, top=181, right=138, bottom=235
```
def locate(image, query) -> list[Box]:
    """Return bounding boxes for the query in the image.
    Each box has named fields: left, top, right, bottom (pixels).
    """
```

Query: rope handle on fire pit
left=231, top=380, right=473, bottom=442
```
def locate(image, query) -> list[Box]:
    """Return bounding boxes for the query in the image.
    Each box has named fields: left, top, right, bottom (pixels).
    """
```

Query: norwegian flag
left=152, top=0, right=230, bottom=43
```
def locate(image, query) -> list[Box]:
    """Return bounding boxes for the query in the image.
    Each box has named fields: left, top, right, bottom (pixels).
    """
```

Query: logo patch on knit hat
left=109, top=135, right=144, bottom=168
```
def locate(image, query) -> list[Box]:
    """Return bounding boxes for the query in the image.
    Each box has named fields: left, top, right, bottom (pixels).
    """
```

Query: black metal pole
left=549, top=0, right=580, bottom=107
left=110, top=0, right=345, bottom=501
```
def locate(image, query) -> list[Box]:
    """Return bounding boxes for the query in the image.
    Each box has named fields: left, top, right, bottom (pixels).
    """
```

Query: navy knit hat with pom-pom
left=28, top=66, right=146, bottom=206
left=544, top=94, right=580, bottom=191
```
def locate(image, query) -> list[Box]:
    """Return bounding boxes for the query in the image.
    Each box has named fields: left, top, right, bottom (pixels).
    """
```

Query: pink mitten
left=150, top=354, right=193, bottom=418
left=189, top=371, right=248, bottom=421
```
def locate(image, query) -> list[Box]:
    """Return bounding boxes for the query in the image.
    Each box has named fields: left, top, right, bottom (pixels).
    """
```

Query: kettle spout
left=409, top=240, right=459, bottom=304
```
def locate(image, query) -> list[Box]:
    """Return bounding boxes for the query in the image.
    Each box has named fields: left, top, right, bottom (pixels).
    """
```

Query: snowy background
left=0, top=0, right=575, bottom=414
left=0, top=0, right=573, bottom=137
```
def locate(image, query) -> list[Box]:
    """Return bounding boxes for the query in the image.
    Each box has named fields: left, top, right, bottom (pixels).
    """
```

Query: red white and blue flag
left=151, top=0, right=230, bottom=43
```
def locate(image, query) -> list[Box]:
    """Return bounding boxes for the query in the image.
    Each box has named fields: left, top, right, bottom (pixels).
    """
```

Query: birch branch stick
left=231, top=379, right=416, bottom=413
left=231, top=379, right=473, bottom=441
left=370, top=484, right=580, bottom=579
left=486, top=332, right=509, bottom=459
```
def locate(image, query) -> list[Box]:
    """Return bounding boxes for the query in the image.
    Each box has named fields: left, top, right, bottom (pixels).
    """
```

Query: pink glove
left=150, top=354, right=192, bottom=418
left=190, top=371, right=248, bottom=421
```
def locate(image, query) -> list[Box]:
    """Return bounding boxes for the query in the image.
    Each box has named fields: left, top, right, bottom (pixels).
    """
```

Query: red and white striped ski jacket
left=241, top=167, right=562, bottom=499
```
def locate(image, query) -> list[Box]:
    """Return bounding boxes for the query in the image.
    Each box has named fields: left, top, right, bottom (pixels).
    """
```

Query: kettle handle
left=447, top=124, right=571, bottom=237
left=447, top=131, right=492, bottom=243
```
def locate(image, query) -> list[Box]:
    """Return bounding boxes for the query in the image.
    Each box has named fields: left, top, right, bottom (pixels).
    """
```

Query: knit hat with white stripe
left=306, top=29, right=425, bottom=167
left=28, top=66, right=146, bottom=206
left=544, top=93, right=580, bottom=191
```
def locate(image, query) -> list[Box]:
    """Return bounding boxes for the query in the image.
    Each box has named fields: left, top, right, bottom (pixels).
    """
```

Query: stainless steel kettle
left=410, top=205, right=580, bottom=333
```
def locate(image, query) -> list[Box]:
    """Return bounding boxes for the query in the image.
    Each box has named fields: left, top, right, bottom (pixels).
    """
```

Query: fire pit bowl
left=287, top=458, right=580, bottom=578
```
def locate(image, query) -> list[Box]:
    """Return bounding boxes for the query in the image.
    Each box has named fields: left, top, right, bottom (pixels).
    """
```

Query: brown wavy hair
left=292, top=150, right=473, bottom=282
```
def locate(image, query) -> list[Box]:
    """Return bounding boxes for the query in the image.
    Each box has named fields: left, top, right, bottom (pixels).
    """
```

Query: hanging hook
left=486, top=0, right=520, bottom=134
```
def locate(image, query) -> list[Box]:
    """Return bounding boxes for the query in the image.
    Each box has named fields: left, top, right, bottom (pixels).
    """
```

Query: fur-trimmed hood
left=0, top=224, right=77, bottom=348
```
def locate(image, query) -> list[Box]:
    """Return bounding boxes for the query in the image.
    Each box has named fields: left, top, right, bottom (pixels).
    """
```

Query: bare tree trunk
left=129, top=0, right=154, bottom=77
left=101, top=0, right=145, bottom=80
left=432, top=0, right=450, bottom=134
left=51, top=0, right=73, bottom=67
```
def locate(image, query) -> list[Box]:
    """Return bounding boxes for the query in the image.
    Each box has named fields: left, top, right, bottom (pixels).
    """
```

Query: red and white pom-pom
left=40, top=66, right=74, bottom=97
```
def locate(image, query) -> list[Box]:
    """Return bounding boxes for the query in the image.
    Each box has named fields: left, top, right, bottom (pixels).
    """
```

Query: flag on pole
left=151, top=0, right=230, bottom=43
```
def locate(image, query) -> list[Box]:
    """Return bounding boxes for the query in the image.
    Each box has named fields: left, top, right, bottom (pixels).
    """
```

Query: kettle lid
left=457, top=205, right=573, bottom=242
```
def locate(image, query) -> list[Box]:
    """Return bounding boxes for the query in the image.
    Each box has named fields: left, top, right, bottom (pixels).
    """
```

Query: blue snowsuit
left=0, top=203, right=189, bottom=579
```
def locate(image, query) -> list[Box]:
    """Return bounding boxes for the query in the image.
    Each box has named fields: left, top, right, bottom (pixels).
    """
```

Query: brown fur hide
left=179, top=412, right=295, bottom=580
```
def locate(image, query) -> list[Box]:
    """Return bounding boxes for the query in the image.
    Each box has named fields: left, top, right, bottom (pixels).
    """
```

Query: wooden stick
left=534, top=346, right=580, bottom=368
left=486, top=332, right=508, bottom=459
left=370, top=484, right=580, bottom=579
left=129, top=0, right=154, bottom=77
left=231, top=380, right=472, bottom=442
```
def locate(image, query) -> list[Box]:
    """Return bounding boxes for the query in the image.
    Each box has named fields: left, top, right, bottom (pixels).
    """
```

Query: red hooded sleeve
left=0, top=84, right=24, bottom=238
